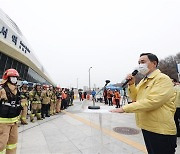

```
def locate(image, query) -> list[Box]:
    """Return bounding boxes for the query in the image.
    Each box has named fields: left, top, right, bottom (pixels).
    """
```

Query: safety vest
left=0, top=85, right=22, bottom=123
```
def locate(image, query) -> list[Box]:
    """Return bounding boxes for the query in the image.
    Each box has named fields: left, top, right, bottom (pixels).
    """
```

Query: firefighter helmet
left=43, top=84, right=49, bottom=88
left=22, top=80, right=28, bottom=85
left=2, top=68, right=19, bottom=80
left=56, top=85, right=61, bottom=89
left=34, top=83, right=41, bottom=87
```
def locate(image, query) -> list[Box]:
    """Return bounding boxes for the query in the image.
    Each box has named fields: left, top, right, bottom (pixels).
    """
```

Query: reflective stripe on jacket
left=6, top=143, right=17, bottom=150
left=0, top=117, right=19, bottom=123
left=123, top=69, right=176, bottom=135
left=0, top=148, right=6, bottom=154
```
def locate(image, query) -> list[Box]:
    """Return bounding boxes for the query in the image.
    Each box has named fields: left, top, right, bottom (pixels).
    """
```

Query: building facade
left=0, top=8, right=54, bottom=85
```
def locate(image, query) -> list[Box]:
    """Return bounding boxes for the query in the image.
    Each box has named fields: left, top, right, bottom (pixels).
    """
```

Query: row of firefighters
left=19, top=82, right=75, bottom=124
left=0, top=68, right=74, bottom=154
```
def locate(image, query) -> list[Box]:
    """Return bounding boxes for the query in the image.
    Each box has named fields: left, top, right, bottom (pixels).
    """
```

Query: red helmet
left=56, top=85, right=61, bottom=89
left=2, top=68, right=19, bottom=80
left=44, top=85, right=49, bottom=88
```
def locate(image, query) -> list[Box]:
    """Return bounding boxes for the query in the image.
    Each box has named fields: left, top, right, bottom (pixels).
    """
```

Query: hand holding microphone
left=122, top=69, right=138, bottom=87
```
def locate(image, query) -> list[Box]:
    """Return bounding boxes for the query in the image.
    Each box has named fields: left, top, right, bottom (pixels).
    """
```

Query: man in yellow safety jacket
left=111, top=53, right=177, bottom=154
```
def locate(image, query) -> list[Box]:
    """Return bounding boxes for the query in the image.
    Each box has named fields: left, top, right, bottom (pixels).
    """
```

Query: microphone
left=122, top=70, right=138, bottom=87
left=105, top=80, right=110, bottom=87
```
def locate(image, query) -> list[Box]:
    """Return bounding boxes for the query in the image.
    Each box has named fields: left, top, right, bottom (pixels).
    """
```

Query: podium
left=83, top=106, right=114, bottom=153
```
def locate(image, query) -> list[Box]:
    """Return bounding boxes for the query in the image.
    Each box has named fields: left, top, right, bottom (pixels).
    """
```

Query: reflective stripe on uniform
left=0, top=117, right=19, bottom=123
left=6, top=143, right=17, bottom=150
left=21, top=117, right=26, bottom=120
left=21, top=101, right=28, bottom=106
left=0, top=149, right=6, bottom=154
left=32, top=101, right=41, bottom=104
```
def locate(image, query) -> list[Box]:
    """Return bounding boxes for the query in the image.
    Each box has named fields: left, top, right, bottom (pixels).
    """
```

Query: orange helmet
left=2, top=68, right=19, bottom=80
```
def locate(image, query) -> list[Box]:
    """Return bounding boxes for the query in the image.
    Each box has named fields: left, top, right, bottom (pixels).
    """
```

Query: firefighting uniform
left=0, top=84, right=22, bottom=154
left=41, top=90, right=51, bottom=118
left=20, top=90, right=29, bottom=124
left=55, top=91, right=61, bottom=113
left=29, top=90, right=42, bottom=122
left=50, top=91, right=57, bottom=115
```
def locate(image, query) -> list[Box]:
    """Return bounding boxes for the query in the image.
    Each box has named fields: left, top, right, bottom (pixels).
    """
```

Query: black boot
left=46, top=114, right=50, bottom=117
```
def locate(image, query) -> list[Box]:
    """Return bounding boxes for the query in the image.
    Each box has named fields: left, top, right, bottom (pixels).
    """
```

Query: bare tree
left=118, top=53, right=180, bottom=86
left=158, top=55, right=178, bottom=80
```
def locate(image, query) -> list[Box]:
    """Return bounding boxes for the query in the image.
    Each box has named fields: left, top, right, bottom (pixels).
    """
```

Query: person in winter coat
left=111, top=53, right=177, bottom=154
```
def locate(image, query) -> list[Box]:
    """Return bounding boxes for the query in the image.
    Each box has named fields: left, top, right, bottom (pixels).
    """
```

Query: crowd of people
left=0, top=69, right=74, bottom=153
left=18, top=82, right=75, bottom=124
left=1, top=53, right=180, bottom=154
left=78, top=88, right=122, bottom=108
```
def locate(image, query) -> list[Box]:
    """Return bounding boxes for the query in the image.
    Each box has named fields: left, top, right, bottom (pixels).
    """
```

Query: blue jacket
left=91, top=91, right=96, bottom=96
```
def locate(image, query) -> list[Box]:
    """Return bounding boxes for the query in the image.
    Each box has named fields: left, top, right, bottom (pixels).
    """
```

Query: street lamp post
left=77, top=78, right=78, bottom=90
left=89, top=67, right=92, bottom=90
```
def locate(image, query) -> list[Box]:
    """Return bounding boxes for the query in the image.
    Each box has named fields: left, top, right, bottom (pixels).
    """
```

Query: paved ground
left=17, top=99, right=180, bottom=154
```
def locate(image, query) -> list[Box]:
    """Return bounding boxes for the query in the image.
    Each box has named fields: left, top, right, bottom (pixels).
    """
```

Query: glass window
left=0, top=53, right=7, bottom=77
left=16, top=61, right=21, bottom=74
left=19, top=64, right=25, bottom=79
left=12, top=60, right=17, bottom=69
left=0, top=52, right=2, bottom=60
left=23, top=66, right=28, bottom=79
left=4, top=57, right=13, bottom=70
left=0, top=52, right=51, bottom=84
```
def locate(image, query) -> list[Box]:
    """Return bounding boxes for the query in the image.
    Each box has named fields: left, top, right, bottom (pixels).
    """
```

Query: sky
left=1, top=0, right=180, bottom=89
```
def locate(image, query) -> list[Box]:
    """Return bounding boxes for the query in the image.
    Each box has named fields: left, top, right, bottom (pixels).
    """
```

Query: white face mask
left=10, top=77, right=17, bottom=84
left=138, top=63, right=149, bottom=75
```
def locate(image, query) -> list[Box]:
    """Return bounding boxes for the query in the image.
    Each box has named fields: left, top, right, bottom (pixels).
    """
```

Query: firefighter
left=29, top=83, right=42, bottom=122
left=41, top=85, right=50, bottom=118
left=55, top=85, right=61, bottom=113
left=61, top=88, right=67, bottom=110
left=66, top=89, right=70, bottom=107
left=0, top=68, right=22, bottom=154
left=49, top=85, right=55, bottom=115
left=20, top=80, right=29, bottom=125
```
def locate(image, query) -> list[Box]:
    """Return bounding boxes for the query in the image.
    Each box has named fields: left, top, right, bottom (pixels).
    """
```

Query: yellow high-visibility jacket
left=123, top=69, right=176, bottom=135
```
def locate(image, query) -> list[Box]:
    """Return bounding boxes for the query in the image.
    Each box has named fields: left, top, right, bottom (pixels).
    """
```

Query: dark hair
left=140, top=53, right=159, bottom=67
